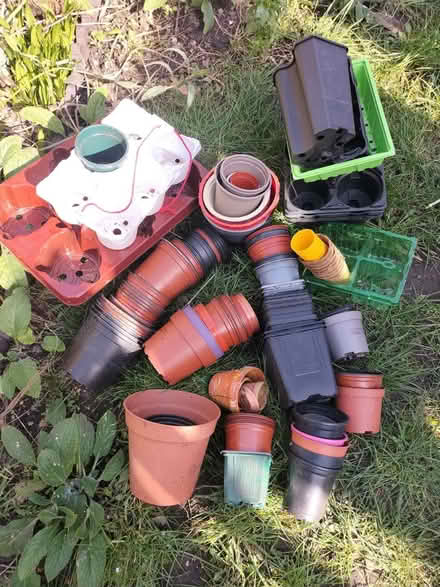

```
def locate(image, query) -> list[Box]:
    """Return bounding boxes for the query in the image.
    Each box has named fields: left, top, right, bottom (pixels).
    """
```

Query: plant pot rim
left=245, top=224, right=290, bottom=248
left=291, top=425, right=348, bottom=445
left=338, top=386, right=384, bottom=398
left=291, top=427, right=349, bottom=457
left=199, top=169, right=280, bottom=229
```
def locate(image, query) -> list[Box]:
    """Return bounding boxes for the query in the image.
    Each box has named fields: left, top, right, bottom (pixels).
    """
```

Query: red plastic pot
left=124, top=389, right=220, bottom=505
left=170, top=310, right=218, bottom=368
left=336, top=372, right=383, bottom=389
left=229, top=172, right=260, bottom=190
left=225, top=413, right=276, bottom=452
left=194, top=304, right=229, bottom=352
left=336, top=386, right=385, bottom=434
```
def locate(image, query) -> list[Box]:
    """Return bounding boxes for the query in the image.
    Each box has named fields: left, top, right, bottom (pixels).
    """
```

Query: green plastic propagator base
left=290, top=59, right=395, bottom=183
left=304, top=224, right=417, bottom=307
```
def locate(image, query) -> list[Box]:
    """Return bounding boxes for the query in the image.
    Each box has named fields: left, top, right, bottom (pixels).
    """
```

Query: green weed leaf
left=201, top=0, right=215, bottom=34
left=0, top=245, right=27, bottom=290
left=38, top=505, right=59, bottom=525
left=88, top=500, right=105, bottom=538
left=143, top=0, right=168, bottom=12
left=19, top=107, right=65, bottom=136
left=76, top=532, right=107, bottom=587
left=42, top=335, right=65, bottom=352
left=53, top=484, right=88, bottom=516
left=47, top=417, right=78, bottom=472
left=59, top=506, right=77, bottom=529
left=0, top=136, right=22, bottom=168
left=143, top=85, right=172, bottom=100
left=0, top=518, right=36, bottom=557
left=46, top=397, right=66, bottom=426
left=94, top=411, right=117, bottom=460
left=15, top=479, right=47, bottom=499
left=4, top=147, right=39, bottom=178
left=80, top=87, right=108, bottom=124
left=28, top=492, right=51, bottom=506
left=79, top=476, right=98, bottom=498
left=38, top=448, right=69, bottom=486
left=5, top=358, right=41, bottom=398
left=38, top=430, right=50, bottom=452
left=44, top=528, right=79, bottom=582
left=11, top=570, right=41, bottom=586
left=1, top=426, right=36, bottom=466
left=99, top=449, right=125, bottom=482
left=17, top=524, right=58, bottom=581
left=73, top=413, right=95, bottom=467
left=16, top=328, right=36, bottom=345
left=0, top=286, right=31, bottom=339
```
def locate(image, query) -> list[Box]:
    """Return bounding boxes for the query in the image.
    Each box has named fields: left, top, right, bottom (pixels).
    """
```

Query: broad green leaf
left=80, top=87, right=108, bottom=125
left=42, top=335, right=65, bottom=352
left=46, top=397, right=66, bottom=426
left=16, top=328, right=36, bottom=345
left=0, top=287, right=31, bottom=339
left=88, top=500, right=105, bottom=538
left=53, top=484, right=88, bottom=516
left=38, top=430, right=50, bottom=452
left=79, top=476, right=98, bottom=498
left=6, top=358, right=41, bottom=398
left=99, top=449, right=125, bottom=482
left=19, top=107, right=65, bottom=136
left=38, top=448, right=69, bottom=486
left=1, top=426, right=36, bottom=466
left=143, top=85, right=172, bottom=100
left=4, top=147, right=39, bottom=178
left=191, top=0, right=202, bottom=6
left=143, top=0, right=167, bottom=11
left=0, top=136, right=22, bottom=167
left=17, top=524, right=58, bottom=581
left=39, top=505, right=59, bottom=525
left=76, top=532, right=107, bottom=587
left=0, top=372, right=15, bottom=399
left=73, top=413, right=95, bottom=467
left=44, top=528, right=79, bottom=582
left=201, top=0, right=215, bottom=34
left=7, top=350, right=19, bottom=361
left=29, top=492, right=51, bottom=506
left=93, top=411, right=117, bottom=459
left=0, top=518, right=36, bottom=557
left=47, top=417, right=78, bottom=471
left=59, top=506, right=77, bottom=529
left=15, top=479, right=47, bottom=499
left=11, top=570, right=41, bottom=587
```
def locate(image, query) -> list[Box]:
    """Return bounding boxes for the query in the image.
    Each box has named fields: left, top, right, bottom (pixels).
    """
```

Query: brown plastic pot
left=225, top=413, right=276, bottom=452
left=144, top=321, right=203, bottom=385
left=232, top=294, right=260, bottom=338
left=205, top=298, right=237, bottom=348
left=336, top=372, right=383, bottom=389
left=336, top=386, right=384, bottom=434
left=170, top=310, right=217, bottom=368
left=247, top=236, right=292, bottom=263
left=229, top=171, right=260, bottom=190
left=124, top=389, right=220, bottom=505
left=208, top=366, right=266, bottom=412
left=194, top=304, right=229, bottom=352
left=291, top=425, right=349, bottom=457
left=219, top=295, right=248, bottom=344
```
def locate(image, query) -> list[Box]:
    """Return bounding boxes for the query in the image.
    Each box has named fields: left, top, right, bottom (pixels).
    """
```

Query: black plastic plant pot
left=293, top=402, right=348, bottom=439
left=199, top=224, right=231, bottom=262
left=341, top=58, right=369, bottom=161
left=336, top=170, right=384, bottom=209
left=264, top=329, right=337, bottom=408
left=0, top=331, right=12, bottom=354
left=64, top=313, right=141, bottom=389
left=291, top=443, right=345, bottom=470
left=294, top=36, right=355, bottom=145
left=286, top=445, right=339, bottom=522
left=184, top=232, right=217, bottom=274
left=147, top=414, right=196, bottom=426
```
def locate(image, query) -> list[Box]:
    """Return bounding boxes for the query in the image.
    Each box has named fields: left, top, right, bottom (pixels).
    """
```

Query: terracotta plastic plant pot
left=292, top=425, right=348, bottom=446
left=247, top=235, right=292, bottom=263
left=194, top=304, right=230, bottom=352
left=170, top=310, right=219, bottom=368
left=205, top=298, right=237, bottom=349
left=144, top=321, right=204, bottom=385
left=214, top=178, right=265, bottom=217
left=291, top=425, right=349, bottom=457
left=299, top=235, right=350, bottom=284
left=219, top=154, right=271, bottom=196
left=232, top=294, right=260, bottom=338
left=336, top=372, right=383, bottom=389
left=124, top=389, right=220, bottom=505
left=225, top=413, right=276, bottom=452
left=229, top=172, right=260, bottom=190
left=208, top=366, right=266, bottom=412
left=336, top=386, right=384, bottom=434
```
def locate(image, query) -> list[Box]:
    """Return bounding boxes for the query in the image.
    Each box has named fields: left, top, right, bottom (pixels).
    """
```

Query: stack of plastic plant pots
left=144, top=294, right=260, bottom=385
left=223, top=411, right=276, bottom=508
left=287, top=402, right=349, bottom=521
left=244, top=225, right=337, bottom=407
left=198, top=156, right=280, bottom=243
left=64, top=226, right=230, bottom=390
left=209, top=366, right=269, bottom=413
left=274, top=35, right=394, bottom=224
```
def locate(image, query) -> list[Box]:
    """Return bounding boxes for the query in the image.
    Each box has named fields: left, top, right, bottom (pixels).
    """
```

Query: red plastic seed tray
left=0, top=136, right=206, bottom=305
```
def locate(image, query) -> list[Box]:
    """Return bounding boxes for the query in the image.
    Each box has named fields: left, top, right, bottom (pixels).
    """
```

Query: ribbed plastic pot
left=293, top=402, right=348, bottom=439
left=286, top=444, right=339, bottom=522
left=323, top=309, right=369, bottom=361
left=255, top=256, right=300, bottom=286
left=223, top=450, right=272, bottom=508
left=291, top=425, right=349, bottom=458
left=124, top=389, right=220, bottom=505
left=208, top=366, right=267, bottom=412
left=336, top=386, right=384, bottom=434
left=214, top=178, right=265, bottom=217
left=225, top=413, right=276, bottom=452
left=291, top=425, right=348, bottom=447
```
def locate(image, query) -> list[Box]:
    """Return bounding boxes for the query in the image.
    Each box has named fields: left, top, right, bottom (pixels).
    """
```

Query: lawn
left=1, top=0, right=440, bottom=586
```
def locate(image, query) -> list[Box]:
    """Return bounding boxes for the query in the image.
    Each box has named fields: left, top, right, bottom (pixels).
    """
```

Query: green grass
left=2, top=0, right=440, bottom=585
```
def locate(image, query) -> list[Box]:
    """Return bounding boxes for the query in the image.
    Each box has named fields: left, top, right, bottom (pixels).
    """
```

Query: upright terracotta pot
left=124, top=389, right=220, bottom=505
left=336, top=386, right=384, bottom=434
left=225, top=413, right=276, bottom=452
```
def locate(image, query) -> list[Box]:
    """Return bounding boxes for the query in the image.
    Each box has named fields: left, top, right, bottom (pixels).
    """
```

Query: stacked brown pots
left=64, top=226, right=230, bottom=390
left=336, top=372, right=385, bottom=434
left=209, top=366, right=268, bottom=413
left=144, top=295, right=260, bottom=384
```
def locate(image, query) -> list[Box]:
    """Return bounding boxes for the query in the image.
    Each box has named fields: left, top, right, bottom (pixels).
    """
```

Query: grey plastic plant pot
left=219, top=155, right=271, bottom=196
left=203, top=175, right=271, bottom=223
left=75, top=124, right=128, bottom=172
left=255, top=257, right=300, bottom=286
left=214, top=179, right=266, bottom=218
left=323, top=309, right=368, bottom=361
left=222, top=451, right=272, bottom=508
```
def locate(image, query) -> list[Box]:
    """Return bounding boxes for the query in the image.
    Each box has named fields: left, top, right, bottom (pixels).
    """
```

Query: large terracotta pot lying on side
left=124, top=389, right=220, bottom=506
left=208, top=366, right=268, bottom=412
left=336, top=386, right=384, bottom=434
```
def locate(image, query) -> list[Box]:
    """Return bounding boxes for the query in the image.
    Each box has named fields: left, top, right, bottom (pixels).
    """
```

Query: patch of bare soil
left=162, top=554, right=205, bottom=587
left=404, top=258, right=440, bottom=299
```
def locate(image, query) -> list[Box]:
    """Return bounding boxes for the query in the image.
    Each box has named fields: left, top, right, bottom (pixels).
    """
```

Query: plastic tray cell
left=0, top=136, right=205, bottom=305
left=304, top=224, right=417, bottom=306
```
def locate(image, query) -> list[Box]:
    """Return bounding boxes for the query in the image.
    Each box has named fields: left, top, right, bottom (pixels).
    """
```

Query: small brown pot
left=291, top=426, right=349, bottom=457
left=124, top=389, right=220, bottom=505
left=208, top=366, right=267, bottom=412
left=144, top=321, right=203, bottom=385
left=225, top=413, right=276, bottom=452
left=336, top=372, right=383, bottom=389
left=336, top=386, right=384, bottom=434
left=239, top=381, right=268, bottom=412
